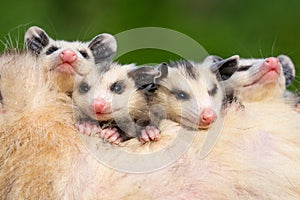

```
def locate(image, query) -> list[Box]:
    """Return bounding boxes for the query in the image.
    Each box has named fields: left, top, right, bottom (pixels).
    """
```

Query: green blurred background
left=0, top=0, right=299, bottom=90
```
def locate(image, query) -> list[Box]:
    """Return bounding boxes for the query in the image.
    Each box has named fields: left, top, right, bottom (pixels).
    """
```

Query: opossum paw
left=140, top=126, right=161, bottom=143
left=101, top=128, right=122, bottom=145
left=75, top=122, right=102, bottom=136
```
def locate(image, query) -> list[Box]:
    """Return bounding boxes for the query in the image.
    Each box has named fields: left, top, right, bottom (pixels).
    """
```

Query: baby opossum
left=149, top=55, right=239, bottom=130
left=25, top=26, right=117, bottom=94
left=73, top=63, right=160, bottom=144
left=217, top=55, right=294, bottom=102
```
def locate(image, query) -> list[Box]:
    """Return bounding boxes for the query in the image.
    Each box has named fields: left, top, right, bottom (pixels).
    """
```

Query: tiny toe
left=104, top=129, right=114, bottom=139
left=140, top=130, right=150, bottom=142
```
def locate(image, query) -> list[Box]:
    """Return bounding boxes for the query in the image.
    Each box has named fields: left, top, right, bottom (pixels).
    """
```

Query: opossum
left=209, top=54, right=295, bottom=87
left=218, top=55, right=294, bottom=102
left=1, top=50, right=300, bottom=199
left=206, top=55, right=290, bottom=102
left=72, top=62, right=161, bottom=144
left=149, top=55, right=239, bottom=130
left=25, top=26, right=117, bottom=94
left=214, top=54, right=300, bottom=112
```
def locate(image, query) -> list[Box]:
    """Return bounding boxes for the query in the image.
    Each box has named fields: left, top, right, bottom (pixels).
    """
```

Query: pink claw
left=140, top=126, right=161, bottom=143
left=101, top=128, right=122, bottom=145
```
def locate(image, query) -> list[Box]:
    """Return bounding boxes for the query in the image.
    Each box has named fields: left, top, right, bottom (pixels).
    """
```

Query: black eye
left=79, top=82, right=90, bottom=94
left=173, top=90, right=190, bottom=100
left=46, top=46, right=58, bottom=55
left=79, top=50, right=89, bottom=59
left=110, top=81, right=125, bottom=94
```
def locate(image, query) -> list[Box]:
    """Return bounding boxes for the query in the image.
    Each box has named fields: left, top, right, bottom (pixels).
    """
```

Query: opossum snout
left=92, top=98, right=111, bottom=114
left=60, top=50, right=77, bottom=64
left=263, top=57, right=280, bottom=73
left=199, top=107, right=217, bottom=128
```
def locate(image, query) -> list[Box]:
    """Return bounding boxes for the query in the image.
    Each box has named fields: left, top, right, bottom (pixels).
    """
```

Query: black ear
left=211, top=55, right=240, bottom=81
left=88, top=33, right=117, bottom=64
left=203, top=55, right=223, bottom=64
left=127, top=66, right=159, bottom=89
left=25, top=26, right=50, bottom=55
left=278, top=54, right=295, bottom=87
left=154, top=63, right=168, bottom=84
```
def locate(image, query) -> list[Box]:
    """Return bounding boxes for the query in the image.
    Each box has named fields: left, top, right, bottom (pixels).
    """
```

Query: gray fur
left=73, top=63, right=158, bottom=140
left=150, top=60, right=224, bottom=130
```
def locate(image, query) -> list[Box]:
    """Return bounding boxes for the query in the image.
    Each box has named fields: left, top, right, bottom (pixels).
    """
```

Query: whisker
left=271, top=36, right=277, bottom=57
left=258, top=40, right=264, bottom=58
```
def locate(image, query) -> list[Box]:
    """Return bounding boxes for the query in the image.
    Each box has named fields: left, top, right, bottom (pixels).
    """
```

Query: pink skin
left=75, top=122, right=102, bottom=137
left=92, top=98, right=122, bottom=144
left=199, top=107, right=217, bottom=128
left=76, top=98, right=121, bottom=145
left=139, top=126, right=161, bottom=143
left=100, top=128, right=122, bottom=144
left=244, top=57, right=280, bottom=88
left=92, top=98, right=112, bottom=117
left=56, top=50, right=77, bottom=74
left=256, top=57, right=280, bottom=84
left=77, top=98, right=159, bottom=144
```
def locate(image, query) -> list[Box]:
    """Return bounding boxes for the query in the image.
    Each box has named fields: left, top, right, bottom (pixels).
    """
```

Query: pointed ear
left=25, top=26, right=50, bottom=55
left=88, top=33, right=117, bottom=63
left=154, top=63, right=168, bottom=84
left=127, top=66, right=159, bottom=89
left=278, top=54, right=295, bottom=87
left=211, top=55, right=240, bottom=81
left=203, top=55, right=223, bottom=64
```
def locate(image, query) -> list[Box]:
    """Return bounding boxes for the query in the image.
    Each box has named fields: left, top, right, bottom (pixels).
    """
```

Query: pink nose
left=199, top=107, right=217, bottom=127
left=60, top=50, right=77, bottom=63
left=263, top=57, right=280, bottom=71
left=92, top=98, right=110, bottom=114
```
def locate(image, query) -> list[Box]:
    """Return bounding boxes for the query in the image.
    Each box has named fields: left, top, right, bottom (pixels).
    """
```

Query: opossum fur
left=149, top=57, right=238, bottom=130
left=219, top=55, right=292, bottom=102
left=1, top=63, right=300, bottom=199
left=72, top=62, right=157, bottom=139
left=25, top=26, right=117, bottom=94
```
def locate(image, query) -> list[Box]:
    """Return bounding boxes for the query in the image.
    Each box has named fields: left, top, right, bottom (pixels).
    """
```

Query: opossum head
left=73, top=63, right=156, bottom=126
left=25, top=26, right=117, bottom=93
left=152, top=57, right=234, bottom=130
left=220, top=55, right=293, bottom=102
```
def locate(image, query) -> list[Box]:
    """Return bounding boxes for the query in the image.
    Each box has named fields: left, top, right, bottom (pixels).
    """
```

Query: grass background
left=0, top=0, right=299, bottom=91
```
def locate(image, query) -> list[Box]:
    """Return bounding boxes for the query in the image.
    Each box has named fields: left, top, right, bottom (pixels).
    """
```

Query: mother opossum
left=1, top=54, right=300, bottom=199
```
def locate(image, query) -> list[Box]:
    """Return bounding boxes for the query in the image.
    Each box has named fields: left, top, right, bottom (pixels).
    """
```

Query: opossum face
left=221, top=55, right=291, bottom=102
left=73, top=63, right=153, bottom=123
left=153, top=61, right=224, bottom=129
left=25, top=26, right=117, bottom=93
